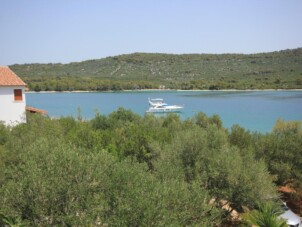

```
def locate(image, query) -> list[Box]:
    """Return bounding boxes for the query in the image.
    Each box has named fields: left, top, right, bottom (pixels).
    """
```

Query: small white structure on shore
left=0, top=66, right=27, bottom=126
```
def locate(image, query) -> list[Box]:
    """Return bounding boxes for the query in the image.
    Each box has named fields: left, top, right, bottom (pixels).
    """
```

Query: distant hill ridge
left=10, top=48, right=302, bottom=91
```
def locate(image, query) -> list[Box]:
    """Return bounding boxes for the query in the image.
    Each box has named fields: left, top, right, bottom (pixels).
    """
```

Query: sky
left=1, top=0, right=302, bottom=65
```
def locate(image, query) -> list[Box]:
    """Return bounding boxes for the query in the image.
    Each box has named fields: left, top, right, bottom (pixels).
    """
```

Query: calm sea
left=26, top=90, right=302, bottom=133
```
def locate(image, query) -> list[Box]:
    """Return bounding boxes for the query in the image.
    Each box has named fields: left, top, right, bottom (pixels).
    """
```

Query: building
left=0, top=66, right=27, bottom=126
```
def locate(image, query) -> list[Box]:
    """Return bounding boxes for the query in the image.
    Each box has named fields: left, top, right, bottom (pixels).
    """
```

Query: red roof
left=0, top=66, right=26, bottom=86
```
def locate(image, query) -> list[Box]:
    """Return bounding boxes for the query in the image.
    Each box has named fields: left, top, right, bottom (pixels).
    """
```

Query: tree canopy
left=0, top=111, right=301, bottom=226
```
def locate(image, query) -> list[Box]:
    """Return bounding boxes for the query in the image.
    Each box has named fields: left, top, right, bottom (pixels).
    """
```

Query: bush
left=0, top=112, right=299, bottom=225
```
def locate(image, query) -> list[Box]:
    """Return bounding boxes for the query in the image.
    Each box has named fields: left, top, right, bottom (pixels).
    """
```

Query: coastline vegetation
left=2, top=48, right=302, bottom=225
left=1, top=111, right=301, bottom=226
left=10, top=48, right=302, bottom=92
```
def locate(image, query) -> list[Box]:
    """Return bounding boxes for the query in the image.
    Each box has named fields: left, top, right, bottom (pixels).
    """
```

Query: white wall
left=0, top=86, right=26, bottom=126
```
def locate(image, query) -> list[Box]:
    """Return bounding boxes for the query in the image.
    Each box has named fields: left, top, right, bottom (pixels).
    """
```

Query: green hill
left=10, top=48, right=302, bottom=91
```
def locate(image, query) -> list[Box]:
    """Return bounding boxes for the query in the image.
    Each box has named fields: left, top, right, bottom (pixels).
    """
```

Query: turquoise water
left=26, top=90, right=302, bottom=133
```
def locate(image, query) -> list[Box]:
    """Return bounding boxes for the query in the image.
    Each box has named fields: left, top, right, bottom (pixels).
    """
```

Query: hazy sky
left=1, top=0, right=302, bottom=65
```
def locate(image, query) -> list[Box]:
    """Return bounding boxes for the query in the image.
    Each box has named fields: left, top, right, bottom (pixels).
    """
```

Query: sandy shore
left=25, top=88, right=302, bottom=94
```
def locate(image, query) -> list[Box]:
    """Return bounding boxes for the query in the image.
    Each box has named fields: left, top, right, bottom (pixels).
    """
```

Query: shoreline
left=25, top=88, right=302, bottom=94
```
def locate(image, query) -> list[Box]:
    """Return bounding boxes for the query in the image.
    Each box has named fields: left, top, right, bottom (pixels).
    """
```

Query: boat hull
left=146, top=98, right=184, bottom=113
left=146, top=106, right=183, bottom=113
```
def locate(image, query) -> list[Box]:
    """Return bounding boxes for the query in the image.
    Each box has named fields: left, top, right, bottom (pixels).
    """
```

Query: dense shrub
left=0, top=113, right=301, bottom=225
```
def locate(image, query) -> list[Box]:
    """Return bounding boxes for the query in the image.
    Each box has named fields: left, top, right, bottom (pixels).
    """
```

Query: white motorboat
left=146, top=98, right=184, bottom=113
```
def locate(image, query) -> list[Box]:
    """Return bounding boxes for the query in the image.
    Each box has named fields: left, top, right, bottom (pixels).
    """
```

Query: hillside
left=10, top=48, right=302, bottom=91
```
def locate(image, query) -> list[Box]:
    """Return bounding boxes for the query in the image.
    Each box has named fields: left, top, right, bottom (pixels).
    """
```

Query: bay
left=26, top=90, right=302, bottom=133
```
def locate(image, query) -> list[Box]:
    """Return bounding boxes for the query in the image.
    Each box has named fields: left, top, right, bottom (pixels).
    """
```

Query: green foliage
left=273, top=118, right=302, bottom=135
left=254, top=119, right=302, bottom=186
left=158, top=123, right=277, bottom=212
left=229, top=124, right=252, bottom=150
left=10, top=48, right=302, bottom=91
left=0, top=112, right=301, bottom=225
left=104, top=159, right=221, bottom=226
left=242, top=202, right=287, bottom=227
left=1, top=139, right=113, bottom=225
left=192, top=112, right=223, bottom=129
left=0, top=213, right=27, bottom=227
left=0, top=123, right=10, bottom=145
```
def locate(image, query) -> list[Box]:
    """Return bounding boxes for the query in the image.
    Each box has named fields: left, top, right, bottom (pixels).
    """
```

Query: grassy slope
left=10, top=48, right=302, bottom=90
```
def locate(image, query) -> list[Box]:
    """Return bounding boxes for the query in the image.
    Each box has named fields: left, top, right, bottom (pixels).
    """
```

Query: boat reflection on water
left=146, top=98, right=184, bottom=113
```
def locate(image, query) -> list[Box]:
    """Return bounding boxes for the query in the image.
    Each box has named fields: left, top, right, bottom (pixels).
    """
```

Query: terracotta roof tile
left=0, top=66, right=26, bottom=86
